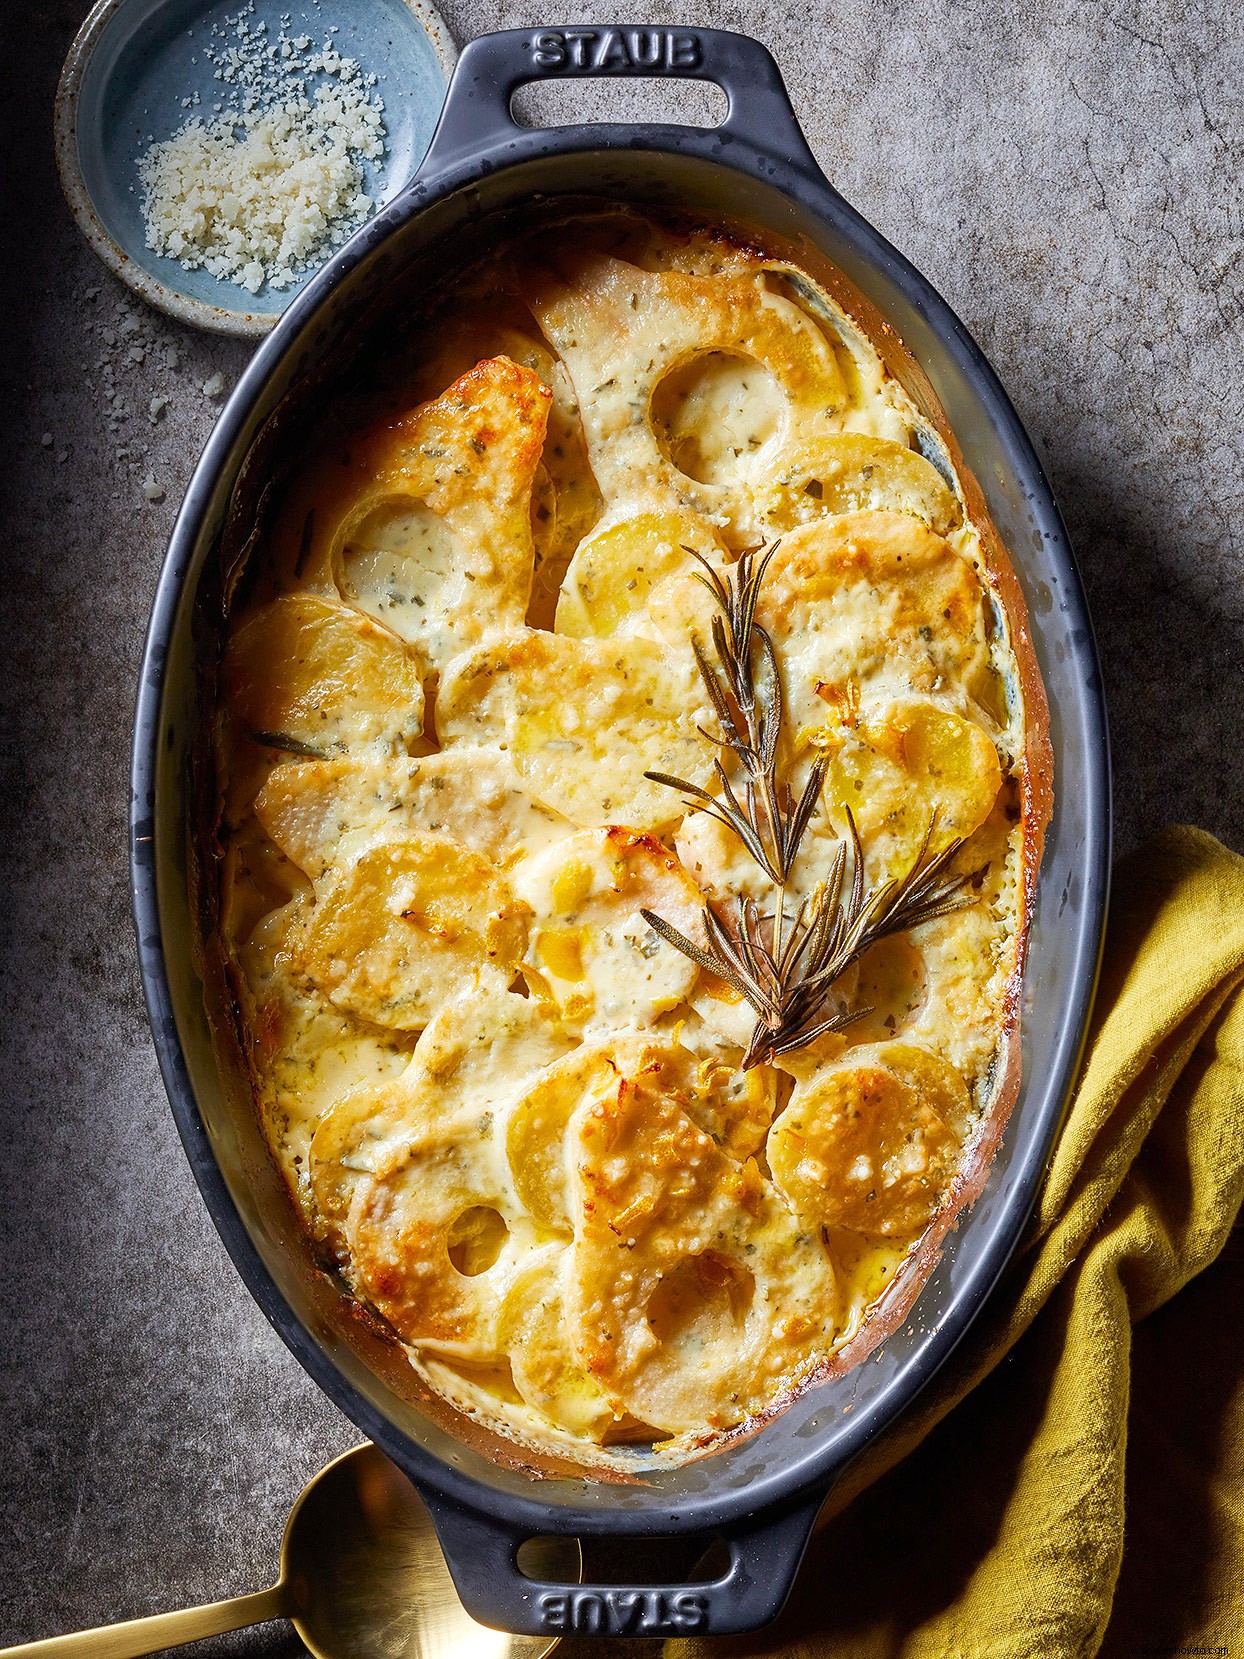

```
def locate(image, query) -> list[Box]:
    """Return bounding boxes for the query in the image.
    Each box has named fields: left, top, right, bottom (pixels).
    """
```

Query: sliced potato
left=254, top=751, right=573, bottom=880
left=844, top=934, right=929, bottom=1046
left=632, top=1031, right=779, bottom=1164
left=310, top=979, right=569, bottom=1253
left=234, top=902, right=413, bottom=1187
left=555, top=509, right=726, bottom=640
left=825, top=700, right=1002, bottom=881
left=300, top=836, right=527, bottom=1031
left=505, top=1042, right=627, bottom=1232
left=331, top=983, right=568, bottom=1353
left=514, top=827, right=704, bottom=1030
left=674, top=809, right=771, bottom=908
left=307, top=1078, right=407, bottom=1254
left=566, top=1069, right=839, bottom=1434
left=392, top=317, right=602, bottom=626
left=436, top=631, right=713, bottom=830
left=755, top=511, right=993, bottom=729
left=526, top=252, right=844, bottom=543
left=222, top=593, right=425, bottom=758
left=348, top=1150, right=517, bottom=1359
left=767, top=1041, right=971, bottom=1240
left=755, top=434, right=959, bottom=536
left=904, top=801, right=1023, bottom=1086
left=677, top=698, right=999, bottom=951
left=220, top=818, right=311, bottom=951
left=499, top=1247, right=619, bottom=1439
left=329, top=358, right=551, bottom=672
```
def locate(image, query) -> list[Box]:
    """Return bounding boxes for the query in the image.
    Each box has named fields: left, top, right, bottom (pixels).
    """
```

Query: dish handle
left=416, top=25, right=825, bottom=181
left=421, top=1485, right=826, bottom=1637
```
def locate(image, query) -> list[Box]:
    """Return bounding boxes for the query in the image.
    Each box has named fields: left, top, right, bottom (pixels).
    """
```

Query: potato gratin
left=211, top=212, right=1048, bottom=1466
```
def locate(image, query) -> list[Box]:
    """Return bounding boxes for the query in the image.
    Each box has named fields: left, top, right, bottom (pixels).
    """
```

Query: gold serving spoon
left=3, top=1443, right=576, bottom=1659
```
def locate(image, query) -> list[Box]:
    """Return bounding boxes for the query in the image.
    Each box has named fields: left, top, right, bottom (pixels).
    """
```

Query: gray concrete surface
left=1, top=1, right=1241, bottom=1653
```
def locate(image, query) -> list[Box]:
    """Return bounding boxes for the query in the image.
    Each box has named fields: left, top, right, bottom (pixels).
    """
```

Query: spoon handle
left=0, top=1583, right=288, bottom=1658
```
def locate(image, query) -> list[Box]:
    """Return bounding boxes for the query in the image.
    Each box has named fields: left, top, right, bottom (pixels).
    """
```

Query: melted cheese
left=329, top=358, right=551, bottom=675
left=436, top=631, right=713, bottom=830
left=513, top=827, right=703, bottom=1031
left=300, top=837, right=527, bottom=1031
left=222, top=594, right=426, bottom=759
left=212, top=210, right=1041, bottom=1469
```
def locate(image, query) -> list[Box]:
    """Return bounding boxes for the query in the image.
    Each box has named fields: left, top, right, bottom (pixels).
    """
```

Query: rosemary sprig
left=640, top=544, right=974, bottom=1070
left=248, top=729, right=329, bottom=760
left=645, top=544, right=826, bottom=885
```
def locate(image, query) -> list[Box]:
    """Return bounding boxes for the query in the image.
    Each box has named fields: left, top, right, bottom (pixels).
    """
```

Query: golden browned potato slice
left=396, top=316, right=602, bottom=623
left=506, top=1043, right=627, bottom=1233
left=554, top=508, right=726, bottom=640
left=499, top=1247, right=620, bottom=1439
left=506, top=1035, right=776, bottom=1238
left=254, top=752, right=573, bottom=880
left=631, top=1033, right=779, bottom=1164
left=232, top=894, right=413, bottom=1189
left=514, top=827, right=704, bottom=1030
left=767, top=1042, right=971, bottom=1240
left=824, top=700, right=1002, bottom=881
left=436, top=632, right=713, bottom=830
left=347, top=1146, right=516, bottom=1359
left=306, top=1079, right=411, bottom=1256
left=526, top=252, right=844, bottom=543
left=327, top=358, right=551, bottom=673
left=493, top=334, right=602, bottom=625
left=565, top=1071, right=839, bottom=1434
left=222, top=593, right=425, bottom=758
left=755, top=434, right=960, bottom=536
left=678, top=697, right=999, bottom=900
left=300, top=836, right=527, bottom=1031
left=755, top=511, right=994, bottom=732
left=309, top=979, right=570, bottom=1255
left=331, top=984, right=572, bottom=1356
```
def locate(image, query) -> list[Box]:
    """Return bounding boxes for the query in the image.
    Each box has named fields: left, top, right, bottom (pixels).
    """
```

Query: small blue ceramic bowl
left=55, top=0, right=455, bottom=335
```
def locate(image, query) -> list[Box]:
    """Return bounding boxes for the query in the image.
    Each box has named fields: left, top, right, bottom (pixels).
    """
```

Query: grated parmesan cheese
left=138, top=3, right=387, bottom=297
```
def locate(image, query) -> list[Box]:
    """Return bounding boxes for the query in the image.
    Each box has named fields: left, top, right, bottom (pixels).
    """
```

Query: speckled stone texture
left=1, top=2, right=1240, bottom=1654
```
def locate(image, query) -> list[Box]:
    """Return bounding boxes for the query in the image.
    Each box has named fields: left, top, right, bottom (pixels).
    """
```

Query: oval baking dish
left=131, top=27, right=1111, bottom=1639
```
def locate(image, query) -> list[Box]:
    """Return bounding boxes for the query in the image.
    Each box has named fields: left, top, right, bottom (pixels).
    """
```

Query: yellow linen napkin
left=665, top=826, right=1244, bottom=1659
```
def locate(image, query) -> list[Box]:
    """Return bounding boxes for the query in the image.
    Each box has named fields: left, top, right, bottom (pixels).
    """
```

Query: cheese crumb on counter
left=138, top=2, right=386, bottom=298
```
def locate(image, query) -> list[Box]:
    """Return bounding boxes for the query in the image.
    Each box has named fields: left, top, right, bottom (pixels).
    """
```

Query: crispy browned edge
left=190, top=203, right=1054, bottom=1482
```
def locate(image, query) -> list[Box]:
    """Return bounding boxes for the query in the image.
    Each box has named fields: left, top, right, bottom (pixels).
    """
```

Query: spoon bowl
left=284, top=1445, right=573, bottom=1659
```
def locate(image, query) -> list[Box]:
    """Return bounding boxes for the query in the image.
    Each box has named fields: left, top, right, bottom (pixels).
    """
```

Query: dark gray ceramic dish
left=131, top=26, right=1111, bottom=1639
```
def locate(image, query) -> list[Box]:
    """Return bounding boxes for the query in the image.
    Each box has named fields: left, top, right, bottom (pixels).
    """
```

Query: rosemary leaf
left=247, top=729, right=328, bottom=760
